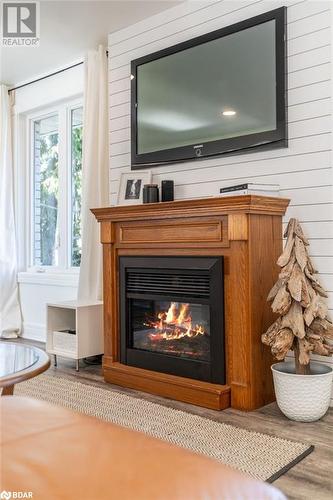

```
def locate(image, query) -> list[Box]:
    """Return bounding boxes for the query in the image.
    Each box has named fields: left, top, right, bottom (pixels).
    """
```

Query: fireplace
left=93, top=196, right=289, bottom=409
left=120, top=256, right=225, bottom=384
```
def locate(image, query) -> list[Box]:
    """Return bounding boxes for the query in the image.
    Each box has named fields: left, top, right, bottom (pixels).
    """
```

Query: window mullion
left=29, top=119, right=34, bottom=268
left=67, top=105, right=73, bottom=268
left=58, top=107, right=68, bottom=269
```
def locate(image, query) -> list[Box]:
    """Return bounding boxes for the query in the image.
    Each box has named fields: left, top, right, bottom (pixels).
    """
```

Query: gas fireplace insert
left=119, top=256, right=225, bottom=383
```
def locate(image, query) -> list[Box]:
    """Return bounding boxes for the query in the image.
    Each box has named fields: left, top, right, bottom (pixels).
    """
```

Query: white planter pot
left=271, top=361, right=333, bottom=422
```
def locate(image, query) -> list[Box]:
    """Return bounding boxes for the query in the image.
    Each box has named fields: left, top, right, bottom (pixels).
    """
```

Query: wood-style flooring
left=4, top=339, right=333, bottom=500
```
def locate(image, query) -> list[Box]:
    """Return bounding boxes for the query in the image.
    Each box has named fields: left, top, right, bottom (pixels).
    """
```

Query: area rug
left=16, top=373, right=313, bottom=482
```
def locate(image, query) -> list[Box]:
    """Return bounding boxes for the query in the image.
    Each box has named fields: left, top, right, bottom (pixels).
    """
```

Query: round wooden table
left=0, top=343, right=50, bottom=396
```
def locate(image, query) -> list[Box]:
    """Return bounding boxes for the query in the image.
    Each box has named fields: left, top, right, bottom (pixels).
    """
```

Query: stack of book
left=219, top=183, right=280, bottom=197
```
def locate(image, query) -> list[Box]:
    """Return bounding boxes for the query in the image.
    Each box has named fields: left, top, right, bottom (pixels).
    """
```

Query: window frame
left=26, top=98, right=83, bottom=273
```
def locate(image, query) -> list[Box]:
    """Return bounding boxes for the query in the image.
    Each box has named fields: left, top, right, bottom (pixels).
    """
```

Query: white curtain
left=0, top=85, right=21, bottom=337
left=78, top=46, right=109, bottom=302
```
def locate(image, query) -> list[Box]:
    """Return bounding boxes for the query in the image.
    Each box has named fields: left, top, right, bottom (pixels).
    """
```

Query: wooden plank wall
left=108, top=0, right=333, bottom=401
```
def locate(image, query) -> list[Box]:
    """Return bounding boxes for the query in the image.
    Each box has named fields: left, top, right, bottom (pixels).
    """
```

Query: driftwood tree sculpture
left=262, top=218, right=333, bottom=375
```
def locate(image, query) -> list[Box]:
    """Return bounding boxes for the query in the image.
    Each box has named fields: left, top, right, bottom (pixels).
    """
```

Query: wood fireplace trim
left=92, top=195, right=289, bottom=411
left=93, top=194, right=289, bottom=222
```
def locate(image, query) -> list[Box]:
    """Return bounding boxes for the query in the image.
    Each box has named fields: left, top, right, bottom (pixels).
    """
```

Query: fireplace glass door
left=120, top=256, right=225, bottom=384
left=130, top=299, right=210, bottom=362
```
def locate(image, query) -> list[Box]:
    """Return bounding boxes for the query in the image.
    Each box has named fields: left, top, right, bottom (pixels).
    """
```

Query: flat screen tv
left=130, top=7, right=287, bottom=169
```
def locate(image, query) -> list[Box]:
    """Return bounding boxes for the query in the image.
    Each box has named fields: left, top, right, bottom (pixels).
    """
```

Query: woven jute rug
left=16, top=373, right=313, bottom=482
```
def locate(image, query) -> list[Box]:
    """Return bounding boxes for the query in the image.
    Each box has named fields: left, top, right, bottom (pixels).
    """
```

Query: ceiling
left=0, top=0, right=181, bottom=86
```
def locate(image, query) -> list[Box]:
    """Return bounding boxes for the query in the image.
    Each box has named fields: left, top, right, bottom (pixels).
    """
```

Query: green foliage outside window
left=71, top=124, right=83, bottom=267
left=39, top=131, right=59, bottom=266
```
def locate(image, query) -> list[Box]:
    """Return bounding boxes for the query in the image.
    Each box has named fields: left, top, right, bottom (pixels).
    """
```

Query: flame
left=166, top=302, right=177, bottom=323
left=147, top=302, right=205, bottom=341
left=177, top=303, right=189, bottom=325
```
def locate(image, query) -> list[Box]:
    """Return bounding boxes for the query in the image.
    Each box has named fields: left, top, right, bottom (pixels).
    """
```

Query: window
left=33, top=114, right=59, bottom=266
left=31, top=101, right=83, bottom=269
left=71, top=108, right=83, bottom=267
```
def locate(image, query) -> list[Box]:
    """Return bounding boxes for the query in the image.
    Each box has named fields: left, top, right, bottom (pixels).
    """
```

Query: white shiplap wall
left=108, top=0, right=333, bottom=394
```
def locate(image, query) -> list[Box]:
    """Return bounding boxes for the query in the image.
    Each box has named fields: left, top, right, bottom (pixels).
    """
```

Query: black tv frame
left=131, top=7, right=287, bottom=170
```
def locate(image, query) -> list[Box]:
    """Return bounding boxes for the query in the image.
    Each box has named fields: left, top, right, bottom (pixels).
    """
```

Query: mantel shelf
left=91, top=195, right=290, bottom=222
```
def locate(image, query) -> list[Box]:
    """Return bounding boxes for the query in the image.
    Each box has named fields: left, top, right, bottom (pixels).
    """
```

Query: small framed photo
left=117, top=171, right=152, bottom=205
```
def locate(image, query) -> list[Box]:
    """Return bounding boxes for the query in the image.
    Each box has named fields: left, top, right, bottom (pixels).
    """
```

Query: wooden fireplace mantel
left=92, top=195, right=289, bottom=411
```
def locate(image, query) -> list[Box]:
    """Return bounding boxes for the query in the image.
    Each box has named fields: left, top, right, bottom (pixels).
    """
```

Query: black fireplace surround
left=119, top=256, right=225, bottom=384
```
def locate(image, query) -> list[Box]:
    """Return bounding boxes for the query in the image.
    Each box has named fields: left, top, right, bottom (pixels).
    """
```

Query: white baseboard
left=21, top=322, right=46, bottom=342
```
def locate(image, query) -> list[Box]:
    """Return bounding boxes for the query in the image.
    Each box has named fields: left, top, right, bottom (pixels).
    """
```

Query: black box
left=161, top=180, right=174, bottom=202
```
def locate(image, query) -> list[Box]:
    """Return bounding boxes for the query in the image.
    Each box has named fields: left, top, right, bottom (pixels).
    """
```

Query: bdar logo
left=0, top=492, right=12, bottom=500
left=0, top=493, right=32, bottom=499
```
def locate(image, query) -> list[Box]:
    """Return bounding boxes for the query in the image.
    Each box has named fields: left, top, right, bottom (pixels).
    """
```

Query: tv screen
left=131, top=8, right=286, bottom=169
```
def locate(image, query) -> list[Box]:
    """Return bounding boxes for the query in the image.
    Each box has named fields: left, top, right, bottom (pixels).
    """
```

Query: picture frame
left=117, top=171, right=152, bottom=205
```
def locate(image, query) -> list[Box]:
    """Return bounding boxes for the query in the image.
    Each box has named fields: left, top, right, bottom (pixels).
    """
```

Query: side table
left=46, top=300, right=103, bottom=371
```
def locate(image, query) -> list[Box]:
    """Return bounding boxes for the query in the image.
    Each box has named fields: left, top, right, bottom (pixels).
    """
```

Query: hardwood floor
left=5, top=338, right=333, bottom=500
